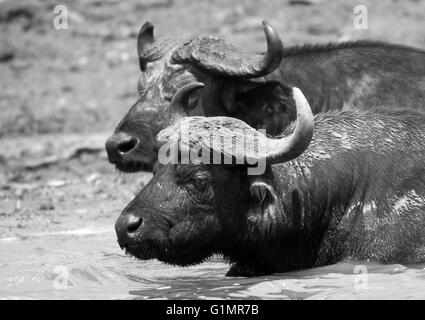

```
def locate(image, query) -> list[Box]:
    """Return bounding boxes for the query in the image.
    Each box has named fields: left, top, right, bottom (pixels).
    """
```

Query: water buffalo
left=115, top=86, right=425, bottom=277
left=105, top=21, right=425, bottom=172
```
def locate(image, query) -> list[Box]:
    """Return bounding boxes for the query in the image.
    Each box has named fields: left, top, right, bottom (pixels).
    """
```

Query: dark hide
left=115, top=109, right=425, bottom=276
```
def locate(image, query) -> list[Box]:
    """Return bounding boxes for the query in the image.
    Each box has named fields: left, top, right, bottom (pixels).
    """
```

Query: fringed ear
left=248, top=178, right=284, bottom=240
left=221, top=81, right=295, bottom=136
left=220, top=79, right=264, bottom=114
left=250, top=179, right=278, bottom=208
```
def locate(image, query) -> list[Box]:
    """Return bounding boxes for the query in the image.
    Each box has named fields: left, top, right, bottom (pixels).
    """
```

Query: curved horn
left=137, top=21, right=155, bottom=71
left=169, top=82, right=205, bottom=121
left=170, top=20, right=283, bottom=78
left=159, top=87, right=313, bottom=166
left=215, top=87, right=313, bottom=164
left=262, top=87, right=314, bottom=164
left=252, top=20, right=284, bottom=76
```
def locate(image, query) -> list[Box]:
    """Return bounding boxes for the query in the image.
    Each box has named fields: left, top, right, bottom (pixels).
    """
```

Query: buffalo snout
left=105, top=132, right=140, bottom=164
left=115, top=212, right=144, bottom=248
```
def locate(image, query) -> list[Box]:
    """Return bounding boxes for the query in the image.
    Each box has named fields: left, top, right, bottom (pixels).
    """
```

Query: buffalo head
left=114, top=87, right=313, bottom=272
left=106, top=21, right=296, bottom=172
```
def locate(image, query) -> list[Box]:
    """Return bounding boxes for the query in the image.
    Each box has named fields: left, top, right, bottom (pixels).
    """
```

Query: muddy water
left=1, top=229, right=425, bottom=300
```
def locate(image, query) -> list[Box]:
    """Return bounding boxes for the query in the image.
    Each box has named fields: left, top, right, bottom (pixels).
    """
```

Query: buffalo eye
left=192, top=178, right=208, bottom=191
left=187, top=172, right=210, bottom=192
left=173, top=89, right=199, bottom=112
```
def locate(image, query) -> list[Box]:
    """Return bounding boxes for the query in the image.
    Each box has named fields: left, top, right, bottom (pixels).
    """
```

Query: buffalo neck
left=228, top=110, right=425, bottom=272
left=268, top=41, right=425, bottom=113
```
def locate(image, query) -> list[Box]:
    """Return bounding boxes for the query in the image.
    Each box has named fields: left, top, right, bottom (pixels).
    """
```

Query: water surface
left=1, top=229, right=425, bottom=299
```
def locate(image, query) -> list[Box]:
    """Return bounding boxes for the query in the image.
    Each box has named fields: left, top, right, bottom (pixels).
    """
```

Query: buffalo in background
left=105, top=21, right=425, bottom=173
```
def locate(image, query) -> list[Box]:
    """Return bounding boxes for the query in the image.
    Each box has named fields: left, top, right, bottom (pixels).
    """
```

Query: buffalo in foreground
left=114, top=86, right=425, bottom=276
left=106, top=21, right=425, bottom=172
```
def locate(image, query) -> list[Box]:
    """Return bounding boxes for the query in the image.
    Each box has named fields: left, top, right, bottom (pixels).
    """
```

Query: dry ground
left=0, top=0, right=424, bottom=238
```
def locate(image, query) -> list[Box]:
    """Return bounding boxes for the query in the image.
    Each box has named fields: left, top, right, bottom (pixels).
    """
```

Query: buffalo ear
left=220, top=80, right=265, bottom=114
left=248, top=179, right=283, bottom=239
left=222, top=81, right=295, bottom=135
left=249, top=179, right=278, bottom=208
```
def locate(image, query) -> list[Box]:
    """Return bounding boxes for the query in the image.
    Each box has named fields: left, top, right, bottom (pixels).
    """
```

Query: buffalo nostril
left=115, top=213, right=144, bottom=247
left=126, top=214, right=143, bottom=235
left=118, top=137, right=139, bottom=154
left=105, top=133, right=137, bottom=163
